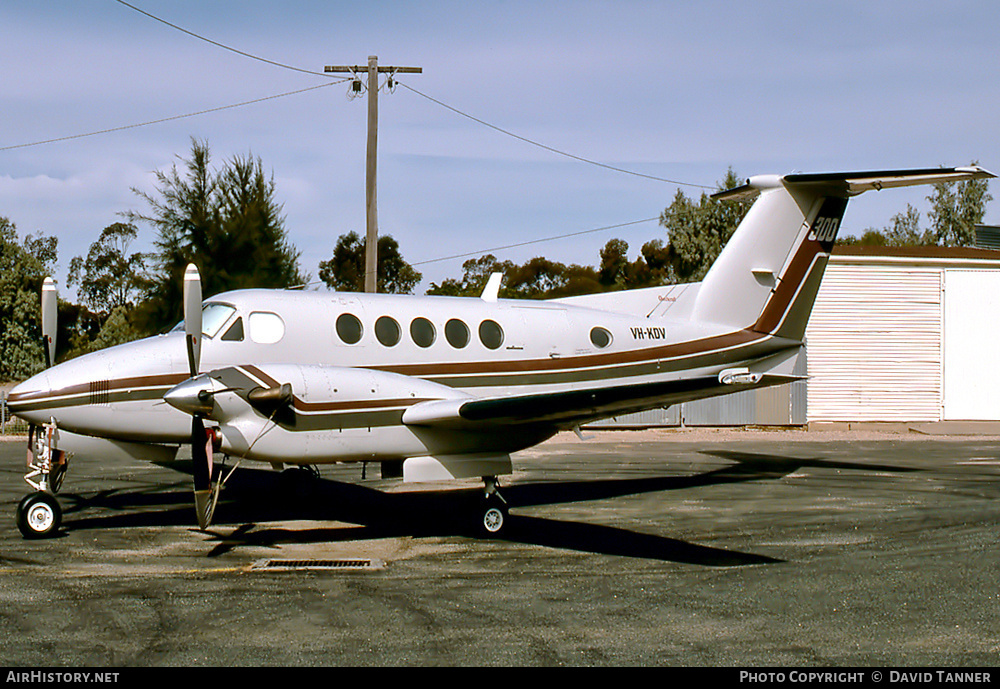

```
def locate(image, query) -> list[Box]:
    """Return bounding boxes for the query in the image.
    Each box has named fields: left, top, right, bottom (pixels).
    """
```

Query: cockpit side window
left=169, top=303, right=237, bottom=338
left=221, top=317, right=244, bottom=342
left=201, top=304, right=237, bottom=338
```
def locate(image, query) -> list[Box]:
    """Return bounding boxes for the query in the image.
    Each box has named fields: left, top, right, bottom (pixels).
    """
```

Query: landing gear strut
left=17, top=422, right=68, bottom=539
left=478, top=476, right=508, bottom=537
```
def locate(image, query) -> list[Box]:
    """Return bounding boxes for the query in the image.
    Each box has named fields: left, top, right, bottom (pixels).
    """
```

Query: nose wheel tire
left=16, top=492, right=62, bottom=539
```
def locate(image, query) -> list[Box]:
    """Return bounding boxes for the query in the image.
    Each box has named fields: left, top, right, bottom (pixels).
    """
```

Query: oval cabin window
left=445, top=319, right=470, bottom=349
left=410, top=317, right=436, bottom=348
left=479, top=320, right=504, bottom=350
left=336, top=313, right=363, bottom=345
left=375, top=316, right=401, bottom=347
left=590, top=326, right=612, bottom=349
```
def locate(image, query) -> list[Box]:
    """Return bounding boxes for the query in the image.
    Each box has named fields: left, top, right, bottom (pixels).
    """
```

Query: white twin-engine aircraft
left=8, top=166, right=994, bottom=539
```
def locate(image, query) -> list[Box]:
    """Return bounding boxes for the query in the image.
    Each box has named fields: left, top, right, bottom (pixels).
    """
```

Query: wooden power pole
left=325, top=56, right=421, bottom=293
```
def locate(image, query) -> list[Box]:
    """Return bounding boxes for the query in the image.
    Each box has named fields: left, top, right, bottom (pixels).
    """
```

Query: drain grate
left=250, top=558, right=384, bottom=571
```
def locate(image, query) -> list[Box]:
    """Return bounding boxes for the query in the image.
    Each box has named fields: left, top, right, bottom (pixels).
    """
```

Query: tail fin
left=690, top=166, right=995, bottom=341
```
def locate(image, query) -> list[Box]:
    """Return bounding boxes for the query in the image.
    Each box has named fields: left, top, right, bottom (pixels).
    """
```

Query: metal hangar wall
left=589, top=246, right=1000, bottom=428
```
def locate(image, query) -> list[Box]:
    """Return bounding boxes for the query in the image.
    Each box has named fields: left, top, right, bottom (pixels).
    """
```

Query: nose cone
left=4, top=334, right=188, bottom=439
left=163, top=375, right=216, bottom=417
left=5, top=370, right=55, bottom=424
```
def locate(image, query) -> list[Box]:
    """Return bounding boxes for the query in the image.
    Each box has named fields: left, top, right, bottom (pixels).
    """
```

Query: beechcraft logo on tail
left=809, top=216, right=840, bottom=243
left=807, top=197, right=849, bottom=247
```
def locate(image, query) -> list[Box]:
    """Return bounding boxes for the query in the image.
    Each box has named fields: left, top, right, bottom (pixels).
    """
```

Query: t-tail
left=691, top=166, right=995, bottom=341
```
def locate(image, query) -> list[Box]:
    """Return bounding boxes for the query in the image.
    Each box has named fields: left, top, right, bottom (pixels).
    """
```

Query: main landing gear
left=479, top=476, right=509, bottom=538
left=16, top=423, right=68, bottom=539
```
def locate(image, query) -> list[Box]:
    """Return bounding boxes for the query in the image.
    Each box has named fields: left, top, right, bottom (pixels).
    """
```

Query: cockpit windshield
left=169, top=303, right=237, bottom=339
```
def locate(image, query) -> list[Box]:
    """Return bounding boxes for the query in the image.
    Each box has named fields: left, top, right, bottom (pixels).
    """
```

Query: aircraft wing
left=401, top=372, right=802, bottom=430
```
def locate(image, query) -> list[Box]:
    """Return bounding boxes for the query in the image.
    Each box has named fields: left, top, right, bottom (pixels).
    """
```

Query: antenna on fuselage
left=480, top=272, right=503, bottom=303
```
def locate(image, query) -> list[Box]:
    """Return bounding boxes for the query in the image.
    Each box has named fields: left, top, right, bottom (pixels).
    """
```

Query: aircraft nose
left=5, top=371, right=54, bottom=423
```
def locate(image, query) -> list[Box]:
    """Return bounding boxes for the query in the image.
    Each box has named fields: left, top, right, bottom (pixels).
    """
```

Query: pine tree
left=126, top=139, right=306, bottom=333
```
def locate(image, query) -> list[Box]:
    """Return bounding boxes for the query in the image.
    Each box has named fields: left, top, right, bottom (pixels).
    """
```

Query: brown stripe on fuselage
left=11, top=326, right=782, bottom=418
left=6, top=372, right=188, bottom=407
left=370, top=327, right=768, bottom=378
left=753, top=240, right=828, bottom=335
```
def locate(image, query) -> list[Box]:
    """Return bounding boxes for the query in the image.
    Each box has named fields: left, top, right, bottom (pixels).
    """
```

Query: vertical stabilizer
left=690, top=166, right=995, bottom=341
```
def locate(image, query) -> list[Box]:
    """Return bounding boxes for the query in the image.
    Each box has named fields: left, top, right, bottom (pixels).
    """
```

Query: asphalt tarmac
left=1, top=428, right=998, bottom=667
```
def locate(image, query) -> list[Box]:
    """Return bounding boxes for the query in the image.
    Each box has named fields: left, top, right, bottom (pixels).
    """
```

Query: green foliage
left=427, top=254, right=514, bottom=297
left=88, top=305, right=144, bottom=352
left=125, top=139, right=306, bottom=333
left=658, top=168, right=749, bottom=283
left=426, top=237, right=672, bottom=300
left=842, top=164, right=992, bottom=248
left=504, top=257, right=598, bottom=299
left=67, top=222, right=152, bottom=316
left=56, top=300, right=102, bottom=361
left=926, top=170, right=993, bottom=246
left=318, top=231, right=422, bottom=294
left=0, top=217, right=56, bottom=381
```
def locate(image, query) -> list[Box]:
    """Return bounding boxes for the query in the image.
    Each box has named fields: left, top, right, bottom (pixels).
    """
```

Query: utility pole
left=325, top=56, right=421, bottom=293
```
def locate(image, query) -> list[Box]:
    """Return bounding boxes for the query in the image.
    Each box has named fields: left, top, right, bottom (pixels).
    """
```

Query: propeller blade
left=41, top=277, right=57, bottom=368
left=191, top=417, right=215, bottom=530
left=178, top=264, right=217, bottom=530
left=183, top=263, right=202, bottom=378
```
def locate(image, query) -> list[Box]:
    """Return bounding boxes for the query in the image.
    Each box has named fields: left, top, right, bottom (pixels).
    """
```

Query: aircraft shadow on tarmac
left=55, top=451, right=919, bottom=566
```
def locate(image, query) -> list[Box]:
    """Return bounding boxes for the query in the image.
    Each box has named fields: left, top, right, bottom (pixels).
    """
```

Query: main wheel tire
left=16, top=492, right=62, bottom=539
left=479, top=496, right=508, bottom=538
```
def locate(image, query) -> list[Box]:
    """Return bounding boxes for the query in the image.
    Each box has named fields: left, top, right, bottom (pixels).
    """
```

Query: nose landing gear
left=16, top=422, right=69, bottom=539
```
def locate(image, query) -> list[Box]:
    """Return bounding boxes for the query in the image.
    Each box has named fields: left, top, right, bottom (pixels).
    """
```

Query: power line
left=411, top=216, right=661, bottom=267
left=292, top=215, right=663, bottom=290
left=117, top=2, right=713, bottom=191
left=114, top=0, right=331, bottom=78
left=0, top=81, right=342, bottom=152
left=395, top=81, right=714, bottom=191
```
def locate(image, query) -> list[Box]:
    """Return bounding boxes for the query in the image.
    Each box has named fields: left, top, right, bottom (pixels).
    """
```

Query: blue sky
left=3, top=1, right=999, bottom=296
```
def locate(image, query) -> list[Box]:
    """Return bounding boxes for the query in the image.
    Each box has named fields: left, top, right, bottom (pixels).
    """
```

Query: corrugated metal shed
left=591, top=245, right=1000, bottom=428
left=807, top=246, right=1000, bottom=422
left=806, top=263, right=943, bottom=421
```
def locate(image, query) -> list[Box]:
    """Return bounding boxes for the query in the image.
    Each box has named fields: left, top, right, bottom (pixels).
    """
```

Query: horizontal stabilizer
left=713, top=166, right=994, bottom=201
